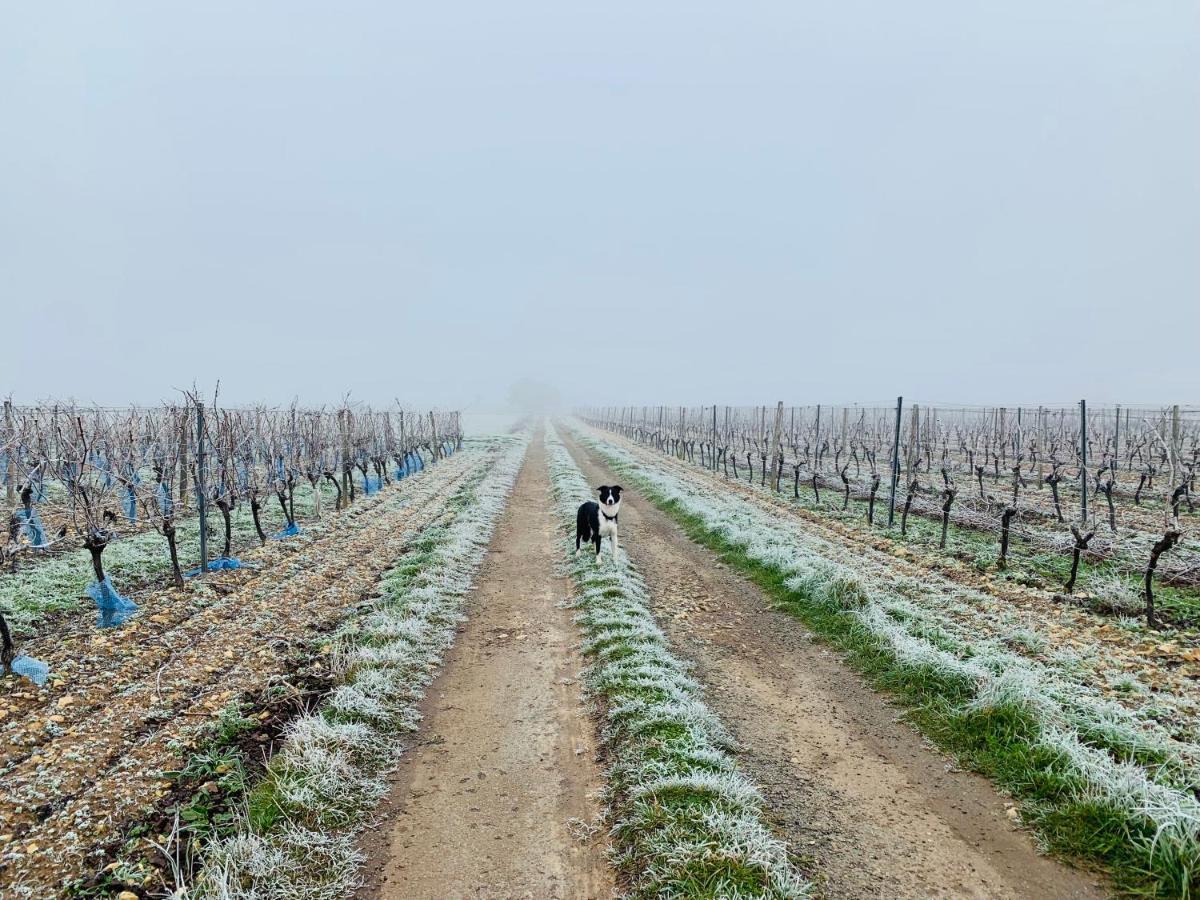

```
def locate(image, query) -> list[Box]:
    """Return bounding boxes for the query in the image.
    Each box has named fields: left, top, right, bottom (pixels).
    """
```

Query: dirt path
left=561, top=428, right=1108, bottom=900
left=357, top=434, right=613, bottom=900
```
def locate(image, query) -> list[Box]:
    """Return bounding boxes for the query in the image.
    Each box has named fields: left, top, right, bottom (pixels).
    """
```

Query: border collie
left=576, top=485, right=622, bottom=560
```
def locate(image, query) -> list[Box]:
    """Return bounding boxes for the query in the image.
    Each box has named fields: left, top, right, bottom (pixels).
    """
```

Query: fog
left=2, top=1, right=1197, bottom=410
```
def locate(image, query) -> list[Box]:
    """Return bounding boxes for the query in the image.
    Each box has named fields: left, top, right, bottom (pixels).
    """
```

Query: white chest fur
left=592, top=498, right=622, bottom=560
left=598, top=501, right=620, bottom=537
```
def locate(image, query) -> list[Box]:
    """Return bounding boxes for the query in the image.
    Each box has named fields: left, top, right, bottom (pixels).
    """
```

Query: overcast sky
left=2, top=2, right=1197, bottom=410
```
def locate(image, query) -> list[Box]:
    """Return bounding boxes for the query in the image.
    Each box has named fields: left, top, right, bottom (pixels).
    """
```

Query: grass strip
left=545, top=423, right=808, bottom=899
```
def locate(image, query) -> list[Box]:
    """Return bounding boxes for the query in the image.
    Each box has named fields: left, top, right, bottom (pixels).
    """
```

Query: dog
left=576, top=485, right=622, bottom=560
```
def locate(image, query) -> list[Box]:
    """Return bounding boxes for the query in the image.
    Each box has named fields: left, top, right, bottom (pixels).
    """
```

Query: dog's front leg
left=611, top=531, right=619, bottom=561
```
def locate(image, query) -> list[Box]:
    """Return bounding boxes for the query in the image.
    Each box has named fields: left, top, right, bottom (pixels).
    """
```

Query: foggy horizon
left=4, top=2, right=1197, bottom=411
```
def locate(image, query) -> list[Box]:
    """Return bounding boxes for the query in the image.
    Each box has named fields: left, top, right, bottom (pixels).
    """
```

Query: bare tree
left=1045, top=463, right=1065, bottom=522
left=866, top=471, right=881, bottom=527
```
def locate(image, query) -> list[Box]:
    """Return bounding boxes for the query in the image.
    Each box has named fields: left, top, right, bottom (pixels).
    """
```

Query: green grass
left=545, top=429, right=806, bottom=898
left=600, top=455, right=1198, bottom=899
left=171, top=706, right=258, bottom=839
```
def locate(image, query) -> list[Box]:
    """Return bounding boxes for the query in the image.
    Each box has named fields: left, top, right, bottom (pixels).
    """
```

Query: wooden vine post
left=338, top=409, right=352, bottom=503
left=3, top=400, right=14, bottom=510
left=769, top=401, right=784, bottom=491
left=711, top=404, right=718, bottom=471
left=906, top=403, right=919, bottom=485
left=1079, top=399, right=1088, bottom=524
left=1113, top=403, right=1120, bottom=478
left=887, top=396, right=903, bottom=527
left=1171, top=404, right=1181, bottom=489
left=176, top=406, right=189, bottom=512
left=196, top=401, right=209, bottom=575
left=813, top=404, right=821, bottom=474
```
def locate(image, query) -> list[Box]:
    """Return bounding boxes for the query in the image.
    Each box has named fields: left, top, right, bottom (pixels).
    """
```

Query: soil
left=356, top=434, right=613, bottom=900
left=561, top=428, right=1109, bottom=900
left=0, top=449, right=483, bottom=894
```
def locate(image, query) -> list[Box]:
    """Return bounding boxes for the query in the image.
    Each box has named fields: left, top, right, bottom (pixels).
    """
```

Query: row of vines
left=0, top=395, right=461, bottom=672
left=582, top=402, right=1198, bottom=627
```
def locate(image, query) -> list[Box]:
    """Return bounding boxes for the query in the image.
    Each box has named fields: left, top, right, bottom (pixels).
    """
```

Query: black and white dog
left=576, top=485, right=622, bottom=560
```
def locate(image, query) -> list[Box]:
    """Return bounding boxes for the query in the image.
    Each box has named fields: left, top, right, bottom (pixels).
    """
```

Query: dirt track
left=357, top=435, right=613, bottom=899
left=560, top=428, right=1109, bottom=900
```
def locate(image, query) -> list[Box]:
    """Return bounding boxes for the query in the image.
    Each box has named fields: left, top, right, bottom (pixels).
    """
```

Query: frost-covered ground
left=191, top=435, right=527, bottom=900
left=0, top=442, right=488, bottom=896
left=571, top=421, right=1200, bottom=895
left=546, top=423, right=807, bottom=899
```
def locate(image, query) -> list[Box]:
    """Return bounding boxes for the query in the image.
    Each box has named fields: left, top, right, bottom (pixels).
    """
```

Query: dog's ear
left=596, top=485, right=608, bottom=494
left=612, top=486, right=623, bottom=494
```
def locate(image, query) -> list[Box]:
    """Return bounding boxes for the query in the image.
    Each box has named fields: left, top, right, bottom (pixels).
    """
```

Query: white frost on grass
left=545, top=424, right=807, bottom=899
left=322, top=683, right=396, bottom=727
left=190, top=436, right=527, bottom=899
left=189, top=826, right=362, bottom=900
left=571, top=422, right=1200, bottom=876
left=1084, top=572, right=1146, bottom=616
left=274, top=739, right=390, bottom=828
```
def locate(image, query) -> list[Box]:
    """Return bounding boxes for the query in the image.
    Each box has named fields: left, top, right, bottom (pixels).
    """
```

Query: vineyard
left=577, top=404, right=1200, bottom=896
left=1, top=399, right=1197, bottom=898
left=584, top=403, right=1200, bottom=624
left=5, top=0, right=1193, bottom=892
left=0, top=395, right=475, bottom=895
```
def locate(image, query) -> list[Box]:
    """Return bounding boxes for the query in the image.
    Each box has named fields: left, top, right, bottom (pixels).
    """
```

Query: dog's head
left=597, top=485, right=622, bottom=512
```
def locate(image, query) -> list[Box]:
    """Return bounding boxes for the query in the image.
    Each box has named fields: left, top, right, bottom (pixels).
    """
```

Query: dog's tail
left=0, top=612, right=14, bottom=673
